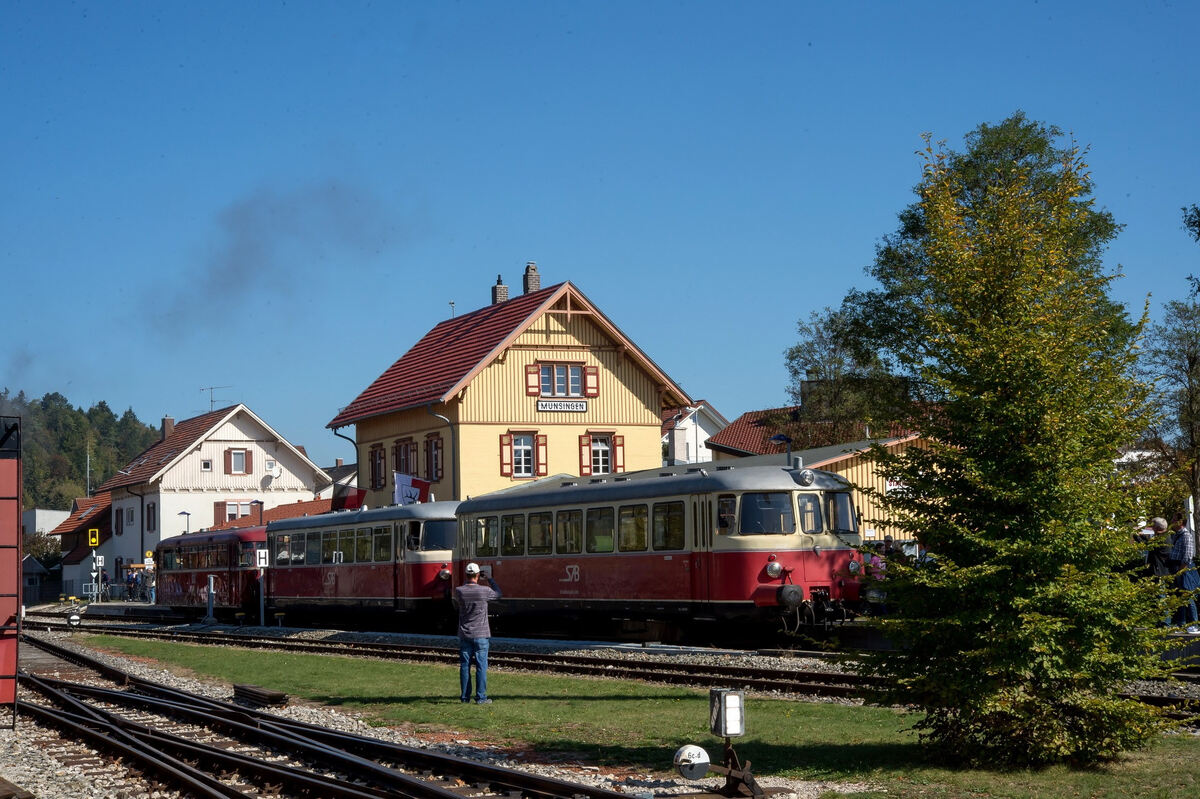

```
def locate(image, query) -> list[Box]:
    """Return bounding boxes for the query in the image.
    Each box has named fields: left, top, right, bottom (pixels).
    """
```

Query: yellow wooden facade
left=348, top=287, right=689, bottom=506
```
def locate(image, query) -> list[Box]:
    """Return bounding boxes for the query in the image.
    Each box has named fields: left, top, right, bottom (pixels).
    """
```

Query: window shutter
left=578, top=434, right=592, bottom=476
left=526, top=364, right=541, bottom=396
left=224, top=448, right=232, bottom=475
left=584, top=365, right=600, bottom=397
left=245, top=450, right=253, bottom=474
left=214, top=501, right=225, bottom=526
left=536, top=434, right=548, bottom=476
left=114, top=507, right=123, bottom=535
left=499, top=434, right=513, bottom=477
left=147, top=502, right=156, bottom=532
left=435, top=438, right=444, bottom=481
left=613, top=435, right=625, bottom=473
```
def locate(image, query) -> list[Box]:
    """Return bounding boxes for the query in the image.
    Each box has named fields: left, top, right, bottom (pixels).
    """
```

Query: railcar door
left=690, top=496, right=712, bottom=610
left=393, top=521, right=413, bottom=610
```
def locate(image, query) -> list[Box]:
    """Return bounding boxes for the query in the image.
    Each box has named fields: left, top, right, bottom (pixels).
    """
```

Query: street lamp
left=769, top=433, right=793, bottom=467
left=178, top=510, right=190, bottom=534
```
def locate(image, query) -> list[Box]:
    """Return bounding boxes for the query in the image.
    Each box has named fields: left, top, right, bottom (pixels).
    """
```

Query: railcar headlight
left=438, top=566, right=452, bottom=581
left=847, top=559, right=861, bottom=574
left=765, top=560, right=783, bottom=579
left=797, top=469, right=816, bottom=486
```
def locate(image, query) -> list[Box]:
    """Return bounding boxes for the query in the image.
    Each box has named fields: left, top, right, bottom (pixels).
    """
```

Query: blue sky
left=3, top=1, right=1197, bottom=468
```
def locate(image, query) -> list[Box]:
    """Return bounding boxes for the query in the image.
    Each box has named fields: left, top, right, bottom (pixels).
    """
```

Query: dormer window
left=225, top=448, right=252, bottom=475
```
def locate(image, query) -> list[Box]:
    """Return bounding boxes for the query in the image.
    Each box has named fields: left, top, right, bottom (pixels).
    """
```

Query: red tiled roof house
left=328, top=264, right=692, bottom=504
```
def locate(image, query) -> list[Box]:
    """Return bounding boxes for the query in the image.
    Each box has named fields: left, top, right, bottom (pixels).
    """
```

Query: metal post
left=203, top=574, right=216, bottom=624
left=259, top=571, right=266, bottom=627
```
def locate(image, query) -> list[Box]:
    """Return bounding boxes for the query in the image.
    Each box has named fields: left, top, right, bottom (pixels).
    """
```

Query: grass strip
left=81, top=635, right=1200, bottom=798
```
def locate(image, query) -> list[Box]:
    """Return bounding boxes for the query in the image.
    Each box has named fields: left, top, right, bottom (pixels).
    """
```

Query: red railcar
left=155, top=527, right=267, bottom=617
left=264, top=502, right=460, bottom=624
left=455, top=461, right=864, bottom=639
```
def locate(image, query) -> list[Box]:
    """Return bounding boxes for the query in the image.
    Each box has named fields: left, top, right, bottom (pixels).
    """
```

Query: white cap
left=465, top=562, right=480, bottom=575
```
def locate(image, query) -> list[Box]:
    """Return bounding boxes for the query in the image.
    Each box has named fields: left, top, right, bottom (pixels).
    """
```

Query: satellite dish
left=272, top=467, right=283, bottom=479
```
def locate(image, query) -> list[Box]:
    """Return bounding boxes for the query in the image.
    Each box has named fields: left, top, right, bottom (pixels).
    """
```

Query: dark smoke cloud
left=149, top=179, right=395, bottom=333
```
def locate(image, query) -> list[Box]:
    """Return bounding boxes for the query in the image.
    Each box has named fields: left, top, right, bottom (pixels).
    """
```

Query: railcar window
left=528, top=512, right=552, bottom=554
left=322, top=530, right=337, bottom=564
left=161, top=549, right=177, bottom=570
left=275, top=535, right=291, bottom=565
left=291, top=533, right=306, bottom=564
left=373, top=526, right=392, bottom=562
left=556, top=509, right=582, bottom=554
left=717, top=495, right=737, bottom=533
left=356, top=528, right=373, bottom=563
left=476, top=517, right=499, bottom=557
left=586, top=507, right=615, bottom=553
left=405, top=522, right=421, bottom=551
left=653, top=501, right=685, bottom=550
left=339, top=529, right=356, bottom=564
left=739, top=492, right=796, bottom=535
left=826, top=492, right=858, bottom=533
left=618, top=505, right=648, bottom=551
left=798, top=494, right=822, bottom=533
left=423, top=520, right=457, bottom=551
left=306, top=533, right=322, bottom=565
left=238, top=543, right=254, bottom=568
left=502, top=514, right=526, bottom=556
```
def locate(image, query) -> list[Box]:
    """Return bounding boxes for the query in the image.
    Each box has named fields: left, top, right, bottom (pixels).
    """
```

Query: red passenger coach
left=156, top=527, right=267, bottom=617
left=264, top=502, right=460, bottom=625
left=455, top=461, right=865, bottom=641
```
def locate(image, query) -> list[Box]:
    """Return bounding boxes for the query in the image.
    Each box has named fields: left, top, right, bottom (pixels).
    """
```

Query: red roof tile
left=204, top=491, right=360, bottom=527
left=329, top=281, right=691, bottom=428
left=97, top=406, right=236, bottom=492
left=706, top=406, right=914, bottom=456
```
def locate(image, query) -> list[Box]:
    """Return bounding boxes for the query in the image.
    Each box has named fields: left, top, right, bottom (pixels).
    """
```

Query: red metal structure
left=1, top=416, right=21, bottom=718
left=455, top=461, right=864, bottom=639
left=155, top=527, right=267, bottom=618
left=265, top=502, right=460, bottom=623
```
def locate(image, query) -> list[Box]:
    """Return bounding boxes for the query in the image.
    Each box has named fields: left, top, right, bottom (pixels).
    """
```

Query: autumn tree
left=859, top=120, right=1169, bottom=766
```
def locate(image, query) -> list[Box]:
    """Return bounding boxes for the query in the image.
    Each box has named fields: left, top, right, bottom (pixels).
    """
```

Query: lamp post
left=769, top=433, right=793, bottom=467
left=178, top=510, right=190, bottom=534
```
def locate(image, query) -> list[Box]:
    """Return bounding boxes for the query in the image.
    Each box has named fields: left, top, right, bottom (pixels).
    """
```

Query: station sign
left=256, top=549, right=270, bottom=569
left=536, top=399, right=588, bottom=413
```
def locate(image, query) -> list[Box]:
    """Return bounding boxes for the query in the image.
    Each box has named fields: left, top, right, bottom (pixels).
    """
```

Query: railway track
left=19, top=633, right=646, bottom=799
left=29, top=619, right=879, bottom=699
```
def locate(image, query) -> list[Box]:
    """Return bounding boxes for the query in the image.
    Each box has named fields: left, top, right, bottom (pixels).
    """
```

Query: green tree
left=839, top=112, right=1134, bottom=390
left=783, top=307, right=909, bottom=428
left=860, top=121, right=1169, bottom=767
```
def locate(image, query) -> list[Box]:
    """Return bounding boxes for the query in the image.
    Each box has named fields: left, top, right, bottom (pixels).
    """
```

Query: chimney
left=523, top=261, right=540, bottom=294
left=336, top=458, right=343, bottom=468
left=491, top=274, right=509, bottom=304
left=161, top=416, right=175, bottom=440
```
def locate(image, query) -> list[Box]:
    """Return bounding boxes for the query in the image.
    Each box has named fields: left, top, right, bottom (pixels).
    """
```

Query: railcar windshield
left=826, top=492, right=858, bottom=533
left=738, top=492, right=796, bottom=535
left=422, top=519, right=457, bottom=551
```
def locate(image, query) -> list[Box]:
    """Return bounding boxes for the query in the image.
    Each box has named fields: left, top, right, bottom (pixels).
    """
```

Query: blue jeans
left=459, top=637, right=490, bottom=702
left=1175, top=564, right=1200, bottom=626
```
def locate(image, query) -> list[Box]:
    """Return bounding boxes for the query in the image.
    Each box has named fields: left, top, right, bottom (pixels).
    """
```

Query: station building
left=328, top=264, right=693, bottom=506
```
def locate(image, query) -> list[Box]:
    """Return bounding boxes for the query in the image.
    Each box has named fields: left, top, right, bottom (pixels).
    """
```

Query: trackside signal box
left=88, top=528, right=99, bottom=547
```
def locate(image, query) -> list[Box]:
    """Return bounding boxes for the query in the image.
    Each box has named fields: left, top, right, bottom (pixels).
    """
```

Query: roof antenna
left=200, top=385, right=233, bottom=411
left=449, top=301, right=455, bottom=318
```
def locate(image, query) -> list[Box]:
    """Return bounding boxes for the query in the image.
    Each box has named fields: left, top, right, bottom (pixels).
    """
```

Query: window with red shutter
left=213, top=501, right=225, bottom=526
left=525, top=364, right=541, bottom=396
left=499, top=434, right=513, bottom=477
left=536, top=434, right=548, bottom=476
left=584, top=365, right=600, bottom=397
left=613, top=434, right=625, bottom=473
left=578, top=434, right=592, bottom=476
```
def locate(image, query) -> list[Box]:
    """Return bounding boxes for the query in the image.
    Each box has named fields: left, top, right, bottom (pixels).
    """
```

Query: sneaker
left=1187, top=626, right=1200, bottom=635
left=475, top=698, right=492, bottom=704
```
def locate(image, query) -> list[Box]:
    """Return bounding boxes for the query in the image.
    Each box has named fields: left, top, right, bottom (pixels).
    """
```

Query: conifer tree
left=862, top=124, right=1170, bottom=766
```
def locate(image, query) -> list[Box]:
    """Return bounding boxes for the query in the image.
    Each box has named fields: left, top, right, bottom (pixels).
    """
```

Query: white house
left=661, top=400, right=728, bottom=465
left=93, top=404, right=331, bottom=580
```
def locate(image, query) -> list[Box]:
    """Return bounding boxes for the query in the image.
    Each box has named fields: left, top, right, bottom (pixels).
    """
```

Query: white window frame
left=540, top=363, right=583, bottom=397
left=231, top=450, right=247, bottom=474
left=512, top=434, right=534, bottom=478
left=201, top=459, right=213, bottom=472
left=265, top=459, right=277, bottom=473
left=591, top=435, right=612, bottom=475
